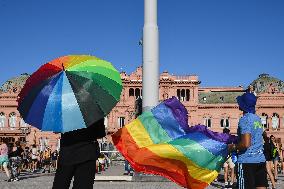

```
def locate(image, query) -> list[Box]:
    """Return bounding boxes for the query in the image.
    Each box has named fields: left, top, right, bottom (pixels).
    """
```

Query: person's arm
left=228, top=133, right=251, bottom=152
left=276, top=144, right=281, bottom=156
left=279, top=148, right=283, bottom=160
left=228, top=116, right=252, bottom=153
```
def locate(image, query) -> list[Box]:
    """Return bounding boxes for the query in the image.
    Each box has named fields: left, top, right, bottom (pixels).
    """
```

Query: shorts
left=10, top=157, right=22, bottom=167
left=22, top=159, right=29, bottom=165
left=223, top=157, right=235, bottom=168
left=43, top=159, right=51, bottom=165
left=237, top=162, right=268, bottom=189
left=0, top=155, right=9, bottom=166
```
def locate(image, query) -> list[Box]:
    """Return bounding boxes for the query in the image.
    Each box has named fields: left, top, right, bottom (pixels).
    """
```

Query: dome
left=250, top=74, right=284, bottom=94
left=0, top=73, right=30, bottom=93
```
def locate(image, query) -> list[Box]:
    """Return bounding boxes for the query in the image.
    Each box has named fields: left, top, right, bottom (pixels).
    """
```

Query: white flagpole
left=142, top=0, right=159, bottom=111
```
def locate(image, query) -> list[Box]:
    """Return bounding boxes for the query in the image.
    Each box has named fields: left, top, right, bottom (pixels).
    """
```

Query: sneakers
left=123, top=171, right=129, bottom=175
left=228, top=182, right=233, bottom=189
left=13, top=177, right=19, bottom=181
left=224, top=182, right=233, bottom=189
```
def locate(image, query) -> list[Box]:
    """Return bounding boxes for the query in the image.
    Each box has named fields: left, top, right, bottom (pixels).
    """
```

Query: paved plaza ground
left=0, top=165, right=283, bottom=189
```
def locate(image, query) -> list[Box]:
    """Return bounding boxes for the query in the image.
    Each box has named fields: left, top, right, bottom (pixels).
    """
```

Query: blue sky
left=0, top=0, right=283, bottom=87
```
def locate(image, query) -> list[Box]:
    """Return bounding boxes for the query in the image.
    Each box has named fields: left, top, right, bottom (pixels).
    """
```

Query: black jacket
left=58, top=119, right=106, bottom=165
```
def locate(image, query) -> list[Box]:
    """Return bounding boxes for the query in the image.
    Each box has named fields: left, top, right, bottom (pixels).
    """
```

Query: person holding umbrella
left=52, top=118, right=106, bottom=188
left=17, top=55, right=122, bottom=189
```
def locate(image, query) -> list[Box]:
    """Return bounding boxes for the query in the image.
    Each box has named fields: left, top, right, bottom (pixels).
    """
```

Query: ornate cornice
left=198, top=104, right=239, bottom=109
left=0, top=105, right=18, bottom=108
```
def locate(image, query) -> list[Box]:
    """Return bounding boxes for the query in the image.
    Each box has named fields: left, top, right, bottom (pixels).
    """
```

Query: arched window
left=177, top=89, right=181, bottom=100
left=180, top=89, right=185, bottom=101
left=39, top=137, right=45, bottom=152
left=20, top=118, right=27, bottom=127
left=44, top=137, right=49, bottom=147
left=272, top=113, right=280, bottom=130
left=9, top=112, right=17, bottom=130
left=186, top=89, right=190, bottom=101
left=129, top=88, right=134, bottom=97
left=104, top=116, right=108, bottom=128
left=0, top=112, right=6, bottom=129
left=204, top=117, right=212, bottom=128
left=177, top=89, right=190, bottom=101
left=220, top=118, right=230, bottom=128
left=261, top=113, right=268, bottom=129
left=118, top=117, right=125, bottom=128
left=135, top=88, right=141, bottom=99
left=57, top=138, right=60, bottom=151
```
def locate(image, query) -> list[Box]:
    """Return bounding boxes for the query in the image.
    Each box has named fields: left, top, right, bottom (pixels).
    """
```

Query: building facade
left=0, top=74, right=60, bottom=150
left=108, top=68, right=284, bottom=145
left=1, top=68, right=284, bottom=149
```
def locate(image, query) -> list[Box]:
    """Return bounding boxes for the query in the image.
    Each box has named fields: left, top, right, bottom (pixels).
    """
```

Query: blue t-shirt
left=237, top=113, right=266, bottom=163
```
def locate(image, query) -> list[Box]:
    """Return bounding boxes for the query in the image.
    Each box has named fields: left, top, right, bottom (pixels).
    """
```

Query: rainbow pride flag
left=112, top=97, right=237, bottom=189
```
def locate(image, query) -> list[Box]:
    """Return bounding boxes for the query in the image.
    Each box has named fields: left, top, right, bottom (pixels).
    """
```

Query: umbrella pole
left=142, top=0, right=159, bottom=112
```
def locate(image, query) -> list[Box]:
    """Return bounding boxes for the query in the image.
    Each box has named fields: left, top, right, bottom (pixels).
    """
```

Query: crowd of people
left=0, top=138, right=112, bottom=182
left=0, top=140, right=114, bottom=183
left=0, top=138, right=59, bottom=182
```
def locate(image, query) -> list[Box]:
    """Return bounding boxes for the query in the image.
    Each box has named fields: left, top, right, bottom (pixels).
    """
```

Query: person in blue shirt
left=228, top=92, right=268, bottom=189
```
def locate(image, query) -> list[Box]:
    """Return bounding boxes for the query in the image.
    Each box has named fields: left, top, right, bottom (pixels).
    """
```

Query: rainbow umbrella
left=17, top=55, right=122, bottom=133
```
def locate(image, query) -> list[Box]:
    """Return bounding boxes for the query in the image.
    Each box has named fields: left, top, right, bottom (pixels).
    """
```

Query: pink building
left=0, top=69, right=284, bottom=149
left=0, top=74, right=60, bottom=150
left=108, top=68, right=284, bottom=146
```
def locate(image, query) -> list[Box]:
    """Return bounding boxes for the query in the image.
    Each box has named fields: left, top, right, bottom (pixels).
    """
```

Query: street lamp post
left=142, top=0, right=159, bottom=112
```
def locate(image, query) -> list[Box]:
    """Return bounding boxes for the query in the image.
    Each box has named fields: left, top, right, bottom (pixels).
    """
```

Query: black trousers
left=52, top=160, right=96, bottom=189
left=236, top=162, right=268, bottom=189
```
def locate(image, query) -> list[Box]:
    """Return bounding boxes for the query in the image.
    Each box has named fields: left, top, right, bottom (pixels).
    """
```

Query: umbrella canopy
left=18, top=55, right=122, bottom=133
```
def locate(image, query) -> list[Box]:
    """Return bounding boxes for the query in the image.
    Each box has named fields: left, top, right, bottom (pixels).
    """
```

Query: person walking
left=52, top=118, right=105, bottom=189
left=97, top=153, right=106, bottom=172
left=223, top=128, right=235, bottom=188
left=42, top=147, right=51, bottom=173
left=270, top=135, right=280, bottom=181
left=22, top=147, right=29, bottom=171
left=0, top=138, right=12, bottom=182
left=25, top=147, right=33, bottom=172
left=9, top=141, right=23, bottom=181
left=51, top=149, right=59, bottom=171
left=263, top=132, right=276, bottom=189
left=281, top=145, right=284, bottom=174
left=31, top=144, right=38, bottom=172
left=228, top=92, right=268, bottom=189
